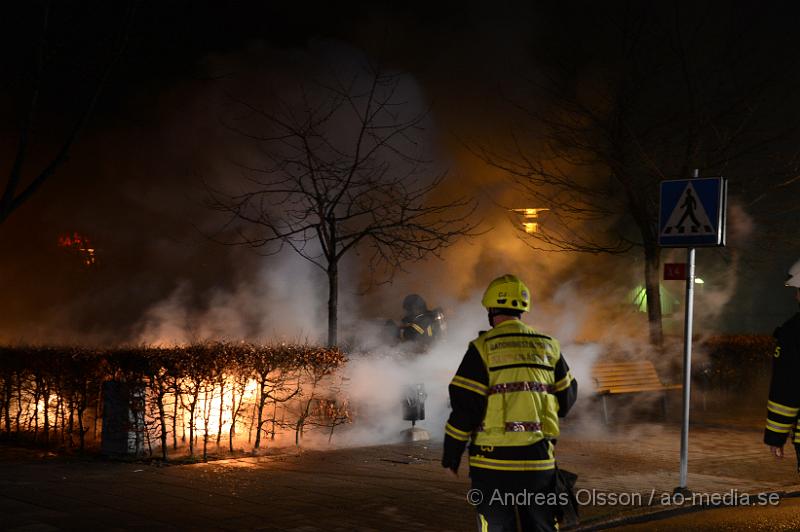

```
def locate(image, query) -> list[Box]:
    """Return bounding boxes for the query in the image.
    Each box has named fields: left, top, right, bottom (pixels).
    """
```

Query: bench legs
left=601, top=394, right=609, bottom=425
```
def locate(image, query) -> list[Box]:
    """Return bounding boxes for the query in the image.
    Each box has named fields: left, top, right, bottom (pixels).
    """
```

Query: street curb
left=565, top=490, right=800, bottom=531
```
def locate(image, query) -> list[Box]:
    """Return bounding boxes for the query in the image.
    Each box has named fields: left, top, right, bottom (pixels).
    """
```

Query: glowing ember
left=58, top=232, right=97, bottom=266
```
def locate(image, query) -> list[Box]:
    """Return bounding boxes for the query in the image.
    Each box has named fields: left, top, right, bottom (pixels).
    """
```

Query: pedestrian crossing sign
left=659, top=177, right=727, bottom=247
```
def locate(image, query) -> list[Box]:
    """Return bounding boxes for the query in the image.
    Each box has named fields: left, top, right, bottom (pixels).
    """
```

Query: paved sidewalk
left=614, top=498, right=800, bottom=531
left=1, top=422, right=799, bottom=531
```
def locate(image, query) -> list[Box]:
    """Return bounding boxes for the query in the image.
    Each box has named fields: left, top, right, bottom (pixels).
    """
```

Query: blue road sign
left=659, top=177, right=727, bottom=247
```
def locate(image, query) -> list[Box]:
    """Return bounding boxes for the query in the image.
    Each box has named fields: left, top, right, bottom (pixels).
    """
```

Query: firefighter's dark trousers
left=472, top=477, right=558, bottom=532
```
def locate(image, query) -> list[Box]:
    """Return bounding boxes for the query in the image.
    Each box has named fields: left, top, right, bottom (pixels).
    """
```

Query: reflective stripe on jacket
left=765, top=312, right=800, bottom=447
left=471, top=319, right=564, bottom=447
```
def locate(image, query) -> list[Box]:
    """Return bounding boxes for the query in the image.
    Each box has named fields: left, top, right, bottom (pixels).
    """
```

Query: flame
left=187, top=378, right=260, bottom=437
left=10, top=372, right=350, bottom=452
left=58, top=232, right=97, bottom=266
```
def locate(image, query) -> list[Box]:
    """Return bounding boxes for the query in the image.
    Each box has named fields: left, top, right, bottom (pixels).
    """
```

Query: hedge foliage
left=0, top=343, right=348, bottom=460
left=696, top=334, right=776, bottom=390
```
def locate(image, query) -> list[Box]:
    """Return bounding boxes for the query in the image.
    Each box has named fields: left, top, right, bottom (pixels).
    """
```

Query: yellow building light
left=512, top=208, right=549, bottom=234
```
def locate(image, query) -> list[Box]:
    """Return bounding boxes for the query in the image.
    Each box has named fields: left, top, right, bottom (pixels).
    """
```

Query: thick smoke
left=135, top=251, right=327, bottom=345
left=0, top=33, right=772, bottom=450
left=323, top=289, right=605, bottom=448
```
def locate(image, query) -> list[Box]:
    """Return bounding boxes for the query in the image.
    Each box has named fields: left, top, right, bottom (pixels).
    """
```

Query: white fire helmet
left=787, top=258, right=800, bottom=288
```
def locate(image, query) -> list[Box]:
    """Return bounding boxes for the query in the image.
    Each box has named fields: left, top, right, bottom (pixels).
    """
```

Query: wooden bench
left=592, top=360, right=682, bottom=424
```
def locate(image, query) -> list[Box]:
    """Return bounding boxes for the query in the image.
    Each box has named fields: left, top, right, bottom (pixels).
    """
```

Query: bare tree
left=145, top=349, right=172, bottom=460
left=249, top=345, right=298, bottom=450
left=0, top=2, right=136, bottom=225
left=176, top=345, right=210, bottom=457
left=227, top=368, right=249, bottom=453
left=470, top=4, right=800, bottom=346
left=309, top=373, right=351, bottom=445
left=209, top=66, right=478, bottom=346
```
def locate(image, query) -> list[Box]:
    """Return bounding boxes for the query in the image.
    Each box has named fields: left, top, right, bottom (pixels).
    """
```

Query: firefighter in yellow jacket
left=442, top=274, right=577, bottom=532
left=765, top=259, right=800, bottom=467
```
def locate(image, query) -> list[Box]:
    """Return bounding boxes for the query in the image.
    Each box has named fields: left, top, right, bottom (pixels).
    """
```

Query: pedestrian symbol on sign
left=661, top=183, right=714, bottom=236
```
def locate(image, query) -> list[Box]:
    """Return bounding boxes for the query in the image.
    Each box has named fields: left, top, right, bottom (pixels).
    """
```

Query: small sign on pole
left=659, top=171, right=727, bottom=496
left=664, top=263, right=687, bottom=281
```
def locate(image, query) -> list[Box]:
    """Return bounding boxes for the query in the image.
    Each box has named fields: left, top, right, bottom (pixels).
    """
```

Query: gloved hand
left=794, top=443, right=800, bottom=472
left=441, top=453, right=461, bottom=475
left=442, top=436, right=465, bottom=474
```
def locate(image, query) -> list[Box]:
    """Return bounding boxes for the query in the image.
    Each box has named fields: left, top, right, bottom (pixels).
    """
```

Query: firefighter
left=442, top=274, right=577, bottom=532
left=398, top=294, right=444, bottom=344
left=765, top=258, right=800, bottom=468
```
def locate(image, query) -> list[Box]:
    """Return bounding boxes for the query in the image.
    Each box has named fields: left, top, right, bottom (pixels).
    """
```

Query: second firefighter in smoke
left=398, top=294, right=446, bottom=344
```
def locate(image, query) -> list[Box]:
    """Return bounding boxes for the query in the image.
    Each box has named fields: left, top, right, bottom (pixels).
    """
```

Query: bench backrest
left=592, top=360, right=667, bottom=394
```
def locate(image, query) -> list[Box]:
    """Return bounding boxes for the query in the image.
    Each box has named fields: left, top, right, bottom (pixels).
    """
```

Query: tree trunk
left=53, top=393, right=61, bottom=443
left=3, top=376, right=11, bottom=435
left=77, top=391, right=86, bottom=452
left=157, top=391, right=168, bottom=461
left=67, top=397, right=74, bottom=449
left=202, top=386, right=212, bottom=461
left=42, top=385, right=50, bottom=445
left=57, top=394, right=65, bottom=444
left=270, top=400, right=277, bottom=440
left=188, top=395, right=197, bottom=456
left=216, top=381, right=224, bottom=447
left=229, top=386, right=239, bottom=454
left=644, top=244, right=664, bottom=348
left=327, top=261, right=338, bottom=347
left=32, top=382, right=40, bottom=441
left=253, top=380, right=268, bottom=449
left=248, top=400, right=257, bottom=444
left=15, top=378, right=23, bottom=434
left=172, top=381, right=179, bottom=450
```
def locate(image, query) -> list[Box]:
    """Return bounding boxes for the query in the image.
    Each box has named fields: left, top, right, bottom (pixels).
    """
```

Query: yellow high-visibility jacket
left=442, top=319, right=577, bottom=474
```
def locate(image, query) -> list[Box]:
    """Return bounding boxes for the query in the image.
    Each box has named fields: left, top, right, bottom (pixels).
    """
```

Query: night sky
left=1, top=1, right=799, bottom=344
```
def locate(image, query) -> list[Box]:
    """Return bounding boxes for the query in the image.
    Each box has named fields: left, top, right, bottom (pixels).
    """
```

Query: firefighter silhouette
left=665, top=188, right=712, bottom=234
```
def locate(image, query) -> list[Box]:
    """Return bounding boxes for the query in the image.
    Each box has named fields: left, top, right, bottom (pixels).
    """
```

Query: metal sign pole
left=677, top=168, right=699, bottom=493
left=678, top=246, right=695, bottom=490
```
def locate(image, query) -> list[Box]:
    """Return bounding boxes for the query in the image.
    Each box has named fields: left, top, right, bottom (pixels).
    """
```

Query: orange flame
left=58, top=232, right=97, bottom=266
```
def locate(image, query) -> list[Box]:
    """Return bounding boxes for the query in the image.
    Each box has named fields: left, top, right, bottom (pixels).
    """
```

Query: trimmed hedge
left=696, top=335, right=775, bottom=391
left=0, top=343, right=348, bottom=460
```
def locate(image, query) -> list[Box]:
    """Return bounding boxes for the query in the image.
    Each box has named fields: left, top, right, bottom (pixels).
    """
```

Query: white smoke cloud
left=135, top=251, right=326, bottom=345
left=319, top=287, right=607, bottom=449
left=694, top=199, right=756, bottom=325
